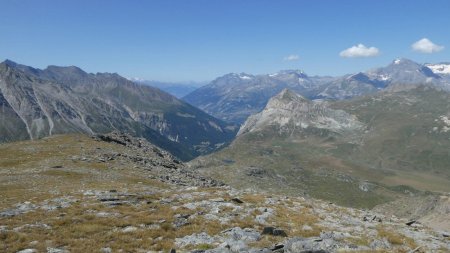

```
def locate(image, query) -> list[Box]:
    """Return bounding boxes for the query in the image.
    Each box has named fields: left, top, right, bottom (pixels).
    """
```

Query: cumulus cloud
left=283, top=54, right=300, bottom=61
left=411, top=38, right=444, bottom=53
left=339, top=44, right=380, bottom=58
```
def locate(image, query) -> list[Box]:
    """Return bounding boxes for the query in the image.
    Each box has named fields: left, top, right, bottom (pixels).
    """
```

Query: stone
left=222, top=227, right=261, bottom=242
left=261, top=226, right=274, bottom=235
left=261, top=227, right=286, bottom=237
left=47, top=248, right=69, bottom=253
left=273, top=229, right=287, bottom=237
left=122, top=226, right=138, bottom=233
left=16, top=249, right=37, bottom=253
left=231, top=198, right=243, bottom=204
left=271, top=244, right=284, bottom=251
left=406, top=220, right=417, bottom=226
left=302, top=225, right=313, bottom=231
left=255, top=208, right=274, bottom=224
left=175, top=232, right=215, bottom=247
left=173, top=217, right=190, bottom=228
left=283, top=237, right=331, bottom=253
left=369, top=238, right=391, bottom=249
left=100, top=248, right=112, bottom=253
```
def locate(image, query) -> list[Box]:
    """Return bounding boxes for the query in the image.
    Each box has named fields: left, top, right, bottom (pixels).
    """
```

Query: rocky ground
left=0, top=133, right=449, bottom=252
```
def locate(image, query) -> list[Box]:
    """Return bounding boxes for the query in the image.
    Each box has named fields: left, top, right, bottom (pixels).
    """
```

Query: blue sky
left=1, top=0, right=449, bottom=82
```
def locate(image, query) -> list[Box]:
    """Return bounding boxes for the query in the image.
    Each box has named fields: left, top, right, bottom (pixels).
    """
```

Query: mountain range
left=183, top=59, right=450, bottom=124
left=0, top=60, right=237, bottom=161
left=1, top=58, right=449, bottom=208
left=1, top=58, right=450, bottom=252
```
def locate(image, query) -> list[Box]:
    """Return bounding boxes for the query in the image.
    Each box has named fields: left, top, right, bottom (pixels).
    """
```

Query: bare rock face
left=0, top=60, right=237, bottom=160
left=238, top=89, right=365, bottom=139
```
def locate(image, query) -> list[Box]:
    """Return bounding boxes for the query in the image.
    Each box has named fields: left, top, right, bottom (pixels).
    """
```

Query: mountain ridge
left=0, top=60, right=238, bottom=160
left=183, top=58, right=450, bottom=124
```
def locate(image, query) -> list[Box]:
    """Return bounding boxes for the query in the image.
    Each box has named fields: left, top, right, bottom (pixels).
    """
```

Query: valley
left=190, top=86, right=450, bottom=209
left=2, top=1, right=450, bottom=252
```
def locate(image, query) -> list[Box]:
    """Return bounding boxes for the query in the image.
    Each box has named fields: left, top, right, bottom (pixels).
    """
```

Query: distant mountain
left=190, top=87, right=450, bottom=208
left=183, top=70, right=330, bottom=123
left=0, top=60, right=237, bottom=160
left=130, top=79, right=205, bottom=98
left=183, top=59, right=450, bottom=124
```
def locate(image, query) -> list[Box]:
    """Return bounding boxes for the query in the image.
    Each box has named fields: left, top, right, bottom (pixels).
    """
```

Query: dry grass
left=271, top=205, right=322, bottom=238
left=240, top=193, right=267, bottom=204
left=376, top=226, right=417, bottom=248
left=0, top=134, right=434, bottom=252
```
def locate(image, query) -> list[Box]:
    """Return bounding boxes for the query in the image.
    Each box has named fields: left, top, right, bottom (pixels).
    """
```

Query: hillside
left=0, top=60, right=237, bottom=160
left=190, top=86, right=450, bottom=208
left=1, top=134, right=448, bottom=252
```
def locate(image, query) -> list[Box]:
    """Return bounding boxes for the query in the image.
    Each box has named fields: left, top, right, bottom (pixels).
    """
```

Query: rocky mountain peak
left=276, top=69, right=308, bottom=78
left=44, top=65, right=87, bottom=76
left=1, top=59, right=18, bottom=67
left=269, top=88, right=309, bottom=105
left=391, top=58, right=418, bottom=66
left=238, top=89, right=365, bottom=137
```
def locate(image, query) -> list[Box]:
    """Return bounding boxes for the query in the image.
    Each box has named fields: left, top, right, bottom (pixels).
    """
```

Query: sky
left=1, top=0, right=449, bottom=82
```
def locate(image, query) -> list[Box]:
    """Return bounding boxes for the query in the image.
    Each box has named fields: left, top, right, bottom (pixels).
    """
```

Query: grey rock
left=47, top=248, right=69, bottom=253
left=262, top=227, right=274, bottom=235
left=231, top=198, right=243, bottom=204
left=273, top=229, right=287, bottom=237
left=122, top=226, right=138, bottom=233
left=283, top=237, right=331, bottom=253
left=261, top=227, right=286, bottom=237
left=173, top=214, right=191, bottom=228
left=100, top=248, right=112, bottom=253
left=16, top=249, right=37, bottom=253
left=222, top=227, right=261, bottom=242
left=175, top=232, right=215, bottom=247
left=369, top=238, right=391, bottom=249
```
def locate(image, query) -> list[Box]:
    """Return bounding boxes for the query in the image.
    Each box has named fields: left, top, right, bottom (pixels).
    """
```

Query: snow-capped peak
left=425, top=63, right=450, bottom=75
left=239, top=74, right=252, bottom=80
left=394, top=59, right=402, bottom=65
left=127, top=77, right=146, bottom=82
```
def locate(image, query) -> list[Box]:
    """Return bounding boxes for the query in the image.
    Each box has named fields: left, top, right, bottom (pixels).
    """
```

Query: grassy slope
left=192, top=87, right=450, bottom=208
left=1, top=134, right=438, bottom=252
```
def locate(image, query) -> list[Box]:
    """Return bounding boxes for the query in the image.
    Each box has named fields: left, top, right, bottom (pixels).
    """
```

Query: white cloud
left=411, top=38, right=444, bottom=53
left=339, top=44, right=380, bottom=58
left=283, top=54, right=299, bottom=61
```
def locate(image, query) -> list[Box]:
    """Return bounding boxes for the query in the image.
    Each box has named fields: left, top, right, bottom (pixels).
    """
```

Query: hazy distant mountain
left=0, top=60, right=237, bottom=160
left=191, top=86, right=450, bottom=208
left=130, top=79, right=205, bottom=98
left=183, top=59, right=450, bottom=124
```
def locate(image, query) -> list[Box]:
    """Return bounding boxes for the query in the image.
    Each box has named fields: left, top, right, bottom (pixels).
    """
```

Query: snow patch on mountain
left=426, top=63, right=450, bottom=75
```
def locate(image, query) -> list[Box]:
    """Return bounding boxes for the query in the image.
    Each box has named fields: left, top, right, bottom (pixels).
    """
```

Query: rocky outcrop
left=238, top=89, right=365, bottom=140
left=92, top=131, right=225, bottom=187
